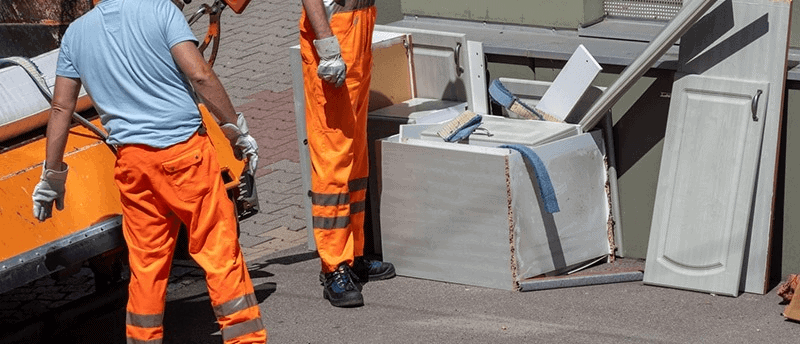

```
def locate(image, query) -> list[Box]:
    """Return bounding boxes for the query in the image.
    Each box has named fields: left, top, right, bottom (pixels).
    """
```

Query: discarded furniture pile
left=291, top=0, right=800, bottom=322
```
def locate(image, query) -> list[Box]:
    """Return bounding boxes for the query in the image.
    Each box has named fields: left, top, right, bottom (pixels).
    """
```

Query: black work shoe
left=352, top=256, right=396, bottom=282
left=322, top=263, right=364, bottom=308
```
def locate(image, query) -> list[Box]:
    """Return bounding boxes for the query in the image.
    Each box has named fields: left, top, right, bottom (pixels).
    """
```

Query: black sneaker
left=352, top=256, right=396, bottom=282
left=322, top=263, right=364, bottom=308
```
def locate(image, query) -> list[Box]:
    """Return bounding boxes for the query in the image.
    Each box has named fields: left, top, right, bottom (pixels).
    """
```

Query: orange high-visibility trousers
left=114, top=132, right=267, bottom=344
left=299, top=3, right=376, bottom=273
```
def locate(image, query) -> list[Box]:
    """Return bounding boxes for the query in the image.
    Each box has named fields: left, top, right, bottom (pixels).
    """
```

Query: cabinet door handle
left=751, top=89, right=763, bottom=121
left=454, top=42, right=464, bottom=76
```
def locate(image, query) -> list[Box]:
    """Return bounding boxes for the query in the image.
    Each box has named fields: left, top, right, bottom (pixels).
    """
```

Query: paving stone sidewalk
left=187, top=0, right=309, bottom=262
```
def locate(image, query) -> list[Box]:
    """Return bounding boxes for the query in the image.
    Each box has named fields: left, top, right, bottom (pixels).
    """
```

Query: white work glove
left=313, top=35, right=346, bottom=88
left=32, top=162, right=69, bottom=222
left=220, top=112, right=259, bottom=174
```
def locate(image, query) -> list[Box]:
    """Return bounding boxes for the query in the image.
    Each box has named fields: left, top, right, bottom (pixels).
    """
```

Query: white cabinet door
left=644, top=74, right=769, bottom=296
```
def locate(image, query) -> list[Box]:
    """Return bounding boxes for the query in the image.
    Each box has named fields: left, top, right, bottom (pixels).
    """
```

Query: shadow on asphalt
left=3, top=249, right=297, bottom=344
left=248, top=249, right=319, bottom=272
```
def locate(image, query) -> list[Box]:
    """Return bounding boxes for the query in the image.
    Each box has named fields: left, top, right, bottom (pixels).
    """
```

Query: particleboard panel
left=369, top=34, right=414, bottom=111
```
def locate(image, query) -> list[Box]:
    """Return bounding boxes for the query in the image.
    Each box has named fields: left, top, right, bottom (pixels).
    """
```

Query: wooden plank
left=644, top=74, right=769, bottom=296
left=535, top=44, right=602, bottom=123
left=466, top=40, right=488, bottom=114
left=740, top=0, right=791, bottom=295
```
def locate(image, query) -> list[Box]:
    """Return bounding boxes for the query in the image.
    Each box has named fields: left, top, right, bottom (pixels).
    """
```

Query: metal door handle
left=454, top=43, right=464, bottom=76
left=751, top=89, right=763, bottom=121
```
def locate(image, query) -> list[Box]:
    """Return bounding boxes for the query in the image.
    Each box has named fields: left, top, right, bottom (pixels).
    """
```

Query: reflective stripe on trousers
left=299, top=5, right=376, bottom=273
left=115, top=132, right=266, bottom=343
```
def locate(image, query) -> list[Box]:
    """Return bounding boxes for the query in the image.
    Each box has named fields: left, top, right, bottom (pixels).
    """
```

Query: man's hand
left=32, top=162, right=69, bottom=222
left=314, top=35, right=346, bottom=87
left=220, top=112, right=259, bottom=174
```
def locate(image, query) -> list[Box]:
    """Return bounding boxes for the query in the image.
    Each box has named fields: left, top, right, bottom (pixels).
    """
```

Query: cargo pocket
left=162, top=149, right=211, bottom=201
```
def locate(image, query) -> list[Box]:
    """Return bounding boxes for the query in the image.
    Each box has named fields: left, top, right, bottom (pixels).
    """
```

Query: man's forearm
left=44, top=108, right=72, bottom=171
left=302, top=0, right=333, bottom=39
left=45, top=76, right=81, bottom=171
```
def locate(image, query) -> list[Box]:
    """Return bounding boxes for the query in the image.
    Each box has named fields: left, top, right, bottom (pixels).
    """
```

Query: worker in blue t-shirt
left=30, top=0, right=267, bottom=342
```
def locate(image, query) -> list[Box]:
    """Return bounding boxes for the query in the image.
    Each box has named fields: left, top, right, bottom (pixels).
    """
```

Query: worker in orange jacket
left=30, top=0, right=267, bottom=342
left=299, top=0, right=396, bottom=308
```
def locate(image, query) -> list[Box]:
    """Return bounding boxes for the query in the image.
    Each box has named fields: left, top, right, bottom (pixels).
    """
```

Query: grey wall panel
left=399, top=0, right=605, bottom=29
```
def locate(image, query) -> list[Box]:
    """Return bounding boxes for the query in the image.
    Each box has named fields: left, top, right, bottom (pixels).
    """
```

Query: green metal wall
left=781, top=88, right=800, bottom=279
left=397, top=0, right=604, bottom=28
left=382, top=0, right=800, bottom=47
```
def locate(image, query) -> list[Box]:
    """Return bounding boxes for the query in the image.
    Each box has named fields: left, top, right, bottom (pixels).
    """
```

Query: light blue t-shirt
left=56, top=0, right=201, bottom=148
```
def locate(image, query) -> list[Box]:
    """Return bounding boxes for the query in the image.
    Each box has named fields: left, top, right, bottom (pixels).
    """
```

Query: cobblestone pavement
left=208, top=0, right=309, bottom=262
left=1, top=0, right=310, bottom=336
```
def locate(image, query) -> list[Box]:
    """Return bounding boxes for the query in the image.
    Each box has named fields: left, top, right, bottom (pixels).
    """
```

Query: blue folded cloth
left=499, top=144, right=560, bottom=214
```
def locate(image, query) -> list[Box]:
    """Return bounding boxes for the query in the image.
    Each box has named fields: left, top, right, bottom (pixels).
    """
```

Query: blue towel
left=500, top=144, right=560, bottom=214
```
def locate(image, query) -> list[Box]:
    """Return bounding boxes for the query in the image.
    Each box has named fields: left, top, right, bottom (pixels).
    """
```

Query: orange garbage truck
left=0, top=0, right=256, bottom=294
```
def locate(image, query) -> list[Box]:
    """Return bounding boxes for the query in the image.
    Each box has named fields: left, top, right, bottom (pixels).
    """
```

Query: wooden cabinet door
left=644, top=74, right=768, bottom=296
